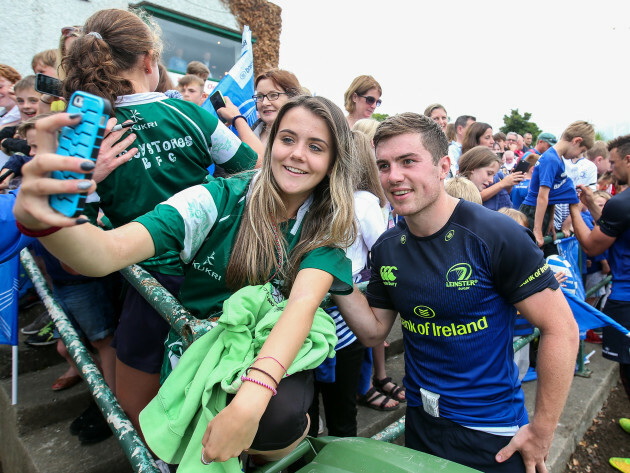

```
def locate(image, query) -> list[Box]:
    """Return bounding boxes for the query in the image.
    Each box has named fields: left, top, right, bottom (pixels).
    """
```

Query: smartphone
left=35, top=73, right=63, bottom=98
left=512, top=160, right=530, bottom=174
left=50, top=91, right=112, bottom=218
left=209, top=90, right=225, bottom=111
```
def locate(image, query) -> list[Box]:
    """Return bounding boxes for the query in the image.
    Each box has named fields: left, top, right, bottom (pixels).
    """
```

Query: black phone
left=35, top=73, right=63, bottom=97
left=512, top=160, right=530, bottom=174
left=209, top=90, right=226, bottom=111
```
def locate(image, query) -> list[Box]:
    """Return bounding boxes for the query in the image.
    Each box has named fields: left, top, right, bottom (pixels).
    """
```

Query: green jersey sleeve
left=300, top=246, right=353, bottom=295
left=207, top=119, right=258, bottom=174
left=134, top=184, right=219, bottom=263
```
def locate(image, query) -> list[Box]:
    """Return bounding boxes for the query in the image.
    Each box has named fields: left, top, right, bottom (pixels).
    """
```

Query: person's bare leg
left=248, top=414, right=311, bottom=462
left=115, top=357, right=161, bottom=439
left=372, top=342, right=405, bottom=401
left=56, top=339, right=80, bottom=378
left=91, top=336, right=116, bottom=392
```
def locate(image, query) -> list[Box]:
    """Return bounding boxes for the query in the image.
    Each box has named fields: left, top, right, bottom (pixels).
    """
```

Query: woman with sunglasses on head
left=14, top=94, right=357, bottom=468
left=344, top=75, right=382, bottom=129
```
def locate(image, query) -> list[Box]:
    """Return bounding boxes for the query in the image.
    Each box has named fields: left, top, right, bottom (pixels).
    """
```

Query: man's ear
left=438, top=155, right=451, bottom=178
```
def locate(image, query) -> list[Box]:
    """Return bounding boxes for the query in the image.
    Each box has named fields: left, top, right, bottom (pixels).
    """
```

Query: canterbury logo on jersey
left=380, top=266, right=397, bottom=286
left=445, top=263, right=478, bottom=290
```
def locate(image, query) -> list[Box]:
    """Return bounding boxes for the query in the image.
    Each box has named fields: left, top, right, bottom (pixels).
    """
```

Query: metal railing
left=19, top=249, right=161, bottom=473
left=24, top=229, right=613, bottom=467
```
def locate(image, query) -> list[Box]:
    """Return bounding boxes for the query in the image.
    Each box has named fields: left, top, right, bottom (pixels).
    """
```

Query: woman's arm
left=13, top=113, right=155, bottom=276
left=201, top=267, right=333, bottom=462
left=217, top=97, right=264, bottom=168
left=480, top=172, right=524, bottom=201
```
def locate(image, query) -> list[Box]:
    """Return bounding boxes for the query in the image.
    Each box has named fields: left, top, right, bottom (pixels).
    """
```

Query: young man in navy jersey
left=571, top=135, right=630, bottom=403
left=334, top=113, right=579, bottom=473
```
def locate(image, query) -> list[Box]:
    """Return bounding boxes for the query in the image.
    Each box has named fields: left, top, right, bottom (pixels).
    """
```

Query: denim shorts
left=53, top=274, right=120, bottom=342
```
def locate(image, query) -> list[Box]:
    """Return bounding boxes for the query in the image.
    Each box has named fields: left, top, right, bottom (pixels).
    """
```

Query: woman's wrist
left=231, top=115, right=247, bottom=128
left=16, top=221, right=62, bottom=237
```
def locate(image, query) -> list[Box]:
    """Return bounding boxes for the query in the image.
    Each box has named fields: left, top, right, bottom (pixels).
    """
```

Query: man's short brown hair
left=374, top=112, right=448, bottom=165
left=177, top=74, right=204, bottom=90
left=186, top=61, right=210, bottom=81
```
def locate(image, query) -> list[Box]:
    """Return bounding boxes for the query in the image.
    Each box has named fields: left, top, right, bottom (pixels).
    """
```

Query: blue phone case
left=50, top=91, right=112, bottom=218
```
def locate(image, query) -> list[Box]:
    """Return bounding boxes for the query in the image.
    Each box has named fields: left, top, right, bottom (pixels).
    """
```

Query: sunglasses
left=61, top=26, right=82, bottom=38
left=357, top=94, right=382, bottom=107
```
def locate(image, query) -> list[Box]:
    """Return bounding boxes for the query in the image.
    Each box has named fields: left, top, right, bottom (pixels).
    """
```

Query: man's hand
left=495, top=423, right=553, bottom=473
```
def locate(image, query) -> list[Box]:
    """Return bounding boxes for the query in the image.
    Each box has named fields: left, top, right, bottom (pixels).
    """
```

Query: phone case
left=50, top=91, right=112, bottom=218
left=35, top=73, right=63, bottom=97
left=210, top=90, right=225, bottom=111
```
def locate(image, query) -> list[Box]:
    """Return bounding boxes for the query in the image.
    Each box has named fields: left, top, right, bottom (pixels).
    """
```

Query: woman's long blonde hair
left=226, top=95, right=358, bottom=295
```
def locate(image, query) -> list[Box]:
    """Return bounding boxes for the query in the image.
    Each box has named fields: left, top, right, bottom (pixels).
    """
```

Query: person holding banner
left=59, top=8, right=258, bottom=435
left=14, top=94, right=357, bottom=466
left=216, top=69, right=302, bottom=158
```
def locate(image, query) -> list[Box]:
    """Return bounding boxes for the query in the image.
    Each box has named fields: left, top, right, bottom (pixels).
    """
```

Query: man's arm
left=576, top=184, right=602, bottom=221
left=533, top=186, right=550, bottom=246
left=569, top=204, right=616, bottom=256
left=496, top=287, right=579, bottom=471
left=331, top=285, right=398, bottom=347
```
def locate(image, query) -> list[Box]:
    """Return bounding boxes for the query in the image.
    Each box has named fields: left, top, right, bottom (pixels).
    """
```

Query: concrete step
left=0, top=363, right=92, bottom=435
left=0, top=304, right=63, bottom=379
left=3, top=418, right=132, bottom=473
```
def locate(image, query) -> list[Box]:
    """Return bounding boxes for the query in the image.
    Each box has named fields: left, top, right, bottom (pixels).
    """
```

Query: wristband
left=231, top=115, right=246, bottom=128
left=16, top=221, right=62, bottom=237
left=245, top=366, right=279, bottom=388
left=241, top=375, right=277, bottom=396
left=256, top=356, right=288, bottom=377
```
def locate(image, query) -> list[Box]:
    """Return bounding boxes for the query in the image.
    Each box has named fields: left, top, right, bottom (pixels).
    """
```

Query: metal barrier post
left=119, top=265, right=216, bottom=346
left=20, top=250, right=160, bottom=473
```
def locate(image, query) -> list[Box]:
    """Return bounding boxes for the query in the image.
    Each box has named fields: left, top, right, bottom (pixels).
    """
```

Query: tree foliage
left=500, top=109, right=542, bottom=141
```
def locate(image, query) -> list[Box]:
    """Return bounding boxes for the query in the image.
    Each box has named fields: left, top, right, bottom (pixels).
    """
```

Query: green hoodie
left=139, top=283, right=337, bottom=472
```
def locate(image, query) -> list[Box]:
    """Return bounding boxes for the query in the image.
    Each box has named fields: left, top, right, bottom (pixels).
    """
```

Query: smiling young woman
left=14, top=94, right=359, bottom=466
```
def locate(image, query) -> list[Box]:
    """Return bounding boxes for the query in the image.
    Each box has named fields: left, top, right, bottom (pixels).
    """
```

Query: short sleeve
left=598, top=197, right=630, bottom=238
left=537, top=158, right=557, bottom=188
left=299, top=246, right=353, bottom=295
left=209, top=121, right=258, bottom=174
left=134, top=185, right=219, bottom=263
left=365, top=245, right=395, bottom=310
left=491, top=220, right=559, bottom=303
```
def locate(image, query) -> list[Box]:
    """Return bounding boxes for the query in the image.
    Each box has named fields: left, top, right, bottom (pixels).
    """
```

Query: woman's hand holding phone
left=13, top=113, right=96, bottom=230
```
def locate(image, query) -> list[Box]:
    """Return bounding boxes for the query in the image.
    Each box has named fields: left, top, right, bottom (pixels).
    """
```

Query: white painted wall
left=0, top=0, right=239, bottom=77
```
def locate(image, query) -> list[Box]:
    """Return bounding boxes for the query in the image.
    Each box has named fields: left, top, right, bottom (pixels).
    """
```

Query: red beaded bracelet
left=16, top=221, right=62, bottom=237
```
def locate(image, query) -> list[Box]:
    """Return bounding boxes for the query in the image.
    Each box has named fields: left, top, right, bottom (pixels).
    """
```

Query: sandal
left=358, top=387, right=399, bottom=411
left=373, top=377, right=406, bottom=403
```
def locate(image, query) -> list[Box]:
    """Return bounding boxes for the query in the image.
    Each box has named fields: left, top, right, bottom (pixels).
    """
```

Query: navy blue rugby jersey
left=367, top=200, right=558, bottom=429
left=598, top=189, right=630, bottom=301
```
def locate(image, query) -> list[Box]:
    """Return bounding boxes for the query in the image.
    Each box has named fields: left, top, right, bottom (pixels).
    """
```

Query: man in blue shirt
left=334, top=113, right=578, bottom=473
left=571, top=134, right=630, bottom=396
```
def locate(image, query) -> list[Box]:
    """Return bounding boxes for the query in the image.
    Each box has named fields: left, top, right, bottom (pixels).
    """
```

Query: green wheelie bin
left=255, top=436, right=481, bottom=472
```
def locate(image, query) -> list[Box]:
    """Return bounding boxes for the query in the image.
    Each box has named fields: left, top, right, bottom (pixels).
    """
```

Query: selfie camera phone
left=35, top=73, right=63, bottom=98
left=50, top=91, right=112, bottom=218
left=210, top=90, right=226, bottom=111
